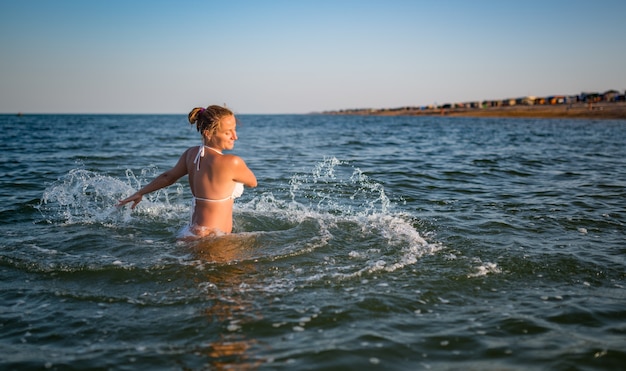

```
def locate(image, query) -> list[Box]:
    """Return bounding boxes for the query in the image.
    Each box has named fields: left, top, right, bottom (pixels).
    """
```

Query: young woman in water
left=117, top=105, right=257, bottom=239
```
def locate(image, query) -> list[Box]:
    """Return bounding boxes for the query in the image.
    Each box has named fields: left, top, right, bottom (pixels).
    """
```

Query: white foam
left=467, top=261, right=501, bottom=278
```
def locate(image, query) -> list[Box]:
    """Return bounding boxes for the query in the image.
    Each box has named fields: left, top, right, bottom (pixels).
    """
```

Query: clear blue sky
left=1, top=0, right=624, bottom=114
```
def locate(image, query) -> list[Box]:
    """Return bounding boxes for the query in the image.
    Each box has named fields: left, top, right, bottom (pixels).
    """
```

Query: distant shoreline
left=324, top=102, right=626, bottom=120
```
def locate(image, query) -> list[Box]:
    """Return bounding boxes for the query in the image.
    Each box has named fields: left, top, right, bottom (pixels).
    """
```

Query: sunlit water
left=1, top=114, right=624, bottom=370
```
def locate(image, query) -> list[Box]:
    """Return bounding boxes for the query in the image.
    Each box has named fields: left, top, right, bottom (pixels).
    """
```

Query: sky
left=1, top=0, right=625, bottom=114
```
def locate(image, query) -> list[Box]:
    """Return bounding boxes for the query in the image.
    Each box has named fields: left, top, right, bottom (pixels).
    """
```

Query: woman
left=117, top=105, right=257, bottom=239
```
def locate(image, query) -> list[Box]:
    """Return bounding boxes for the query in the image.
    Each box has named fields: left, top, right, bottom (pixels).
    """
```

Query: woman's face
left=207, top=115, right=238, bottom=150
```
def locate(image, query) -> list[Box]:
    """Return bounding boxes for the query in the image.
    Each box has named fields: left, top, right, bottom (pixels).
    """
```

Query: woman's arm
left=117, top=152, right=189, bottom=209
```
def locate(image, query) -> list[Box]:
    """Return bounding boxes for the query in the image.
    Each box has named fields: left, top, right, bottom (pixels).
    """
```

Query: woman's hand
left=116, top=193, right=143, bottom=209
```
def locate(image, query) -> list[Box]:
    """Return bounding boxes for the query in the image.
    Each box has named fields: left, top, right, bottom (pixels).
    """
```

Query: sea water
left=1, top=114, right=624, bottom=370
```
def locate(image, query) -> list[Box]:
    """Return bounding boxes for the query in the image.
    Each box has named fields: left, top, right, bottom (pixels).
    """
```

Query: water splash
left=240, top=157, right=441, bottom=282
left=37, top=167, right=185, bottom=225
left=288, top=156, right=392, bottom=216
left=36, top=158, right=441, bottom=282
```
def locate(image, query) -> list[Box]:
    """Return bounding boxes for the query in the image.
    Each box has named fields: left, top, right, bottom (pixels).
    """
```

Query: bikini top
left=192, top=145, right=244, bottom=202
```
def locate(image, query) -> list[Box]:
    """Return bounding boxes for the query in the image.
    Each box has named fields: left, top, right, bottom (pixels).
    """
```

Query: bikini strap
left=193, top=145, right=224, bottom=172
left=193, top=145, right=204, bottom=171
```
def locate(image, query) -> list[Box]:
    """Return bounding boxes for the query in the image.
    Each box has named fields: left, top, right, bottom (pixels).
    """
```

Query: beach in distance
left=325, top=101, right=626, bottom=120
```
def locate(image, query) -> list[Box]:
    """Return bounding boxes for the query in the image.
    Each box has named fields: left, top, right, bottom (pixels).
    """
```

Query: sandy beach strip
left=326, top=102, right=626, bottom=120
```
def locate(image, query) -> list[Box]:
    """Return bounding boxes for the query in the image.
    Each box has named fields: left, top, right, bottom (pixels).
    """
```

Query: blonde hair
left=188, top=105, right=234, bottom=137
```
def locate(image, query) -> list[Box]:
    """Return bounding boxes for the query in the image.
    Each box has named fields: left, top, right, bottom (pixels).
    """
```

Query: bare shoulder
left=181, top=146, right=199, bottom=160
left=222, top=153, right=247, bottom=165
left=223, top=153, right=256, bottom=187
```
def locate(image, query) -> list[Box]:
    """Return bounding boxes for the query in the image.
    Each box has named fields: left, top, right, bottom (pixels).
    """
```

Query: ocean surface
left=1, top=113, right=624, bottom=370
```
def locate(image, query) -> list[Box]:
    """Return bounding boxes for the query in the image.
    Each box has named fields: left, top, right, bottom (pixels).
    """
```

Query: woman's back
left=186, top=146, right=241, bottom=234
